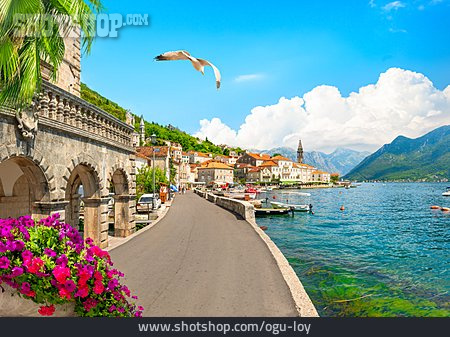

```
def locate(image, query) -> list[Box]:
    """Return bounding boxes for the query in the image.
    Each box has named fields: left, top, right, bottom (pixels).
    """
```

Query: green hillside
left=344, top=125, right=450, bottom=181
left=80, top=83, right=242, bottom=155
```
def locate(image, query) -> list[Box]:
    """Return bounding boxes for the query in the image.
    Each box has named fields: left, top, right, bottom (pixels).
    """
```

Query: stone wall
left=194, top=189, right=255, bottom=222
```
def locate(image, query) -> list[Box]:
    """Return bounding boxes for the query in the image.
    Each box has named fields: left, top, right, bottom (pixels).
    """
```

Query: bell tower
left=297, top=139, right=304, bottom=163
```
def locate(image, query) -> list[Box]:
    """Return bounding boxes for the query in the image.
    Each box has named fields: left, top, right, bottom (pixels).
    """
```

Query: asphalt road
left=110, top=191, right=298, bottom=316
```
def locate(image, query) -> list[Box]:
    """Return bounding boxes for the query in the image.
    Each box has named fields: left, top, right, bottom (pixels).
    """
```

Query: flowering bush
left=0, top=214, right=143, bottom=317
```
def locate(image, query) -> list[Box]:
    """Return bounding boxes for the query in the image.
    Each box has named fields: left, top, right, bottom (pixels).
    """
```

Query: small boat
left=224, top=192, right=256, bottom=200
left=271, top=201, right=311, bottom=212
left=277, top=191, right=311, bottom=196
left=442, top=187, right=450, bottom=197
left=245, top=187, right=258, bottom=194
left=255, top=208, right=291, bottom=216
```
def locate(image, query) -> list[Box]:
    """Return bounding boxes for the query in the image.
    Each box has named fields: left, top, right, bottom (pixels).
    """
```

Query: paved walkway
left=110, top=191, right=298, bottom=316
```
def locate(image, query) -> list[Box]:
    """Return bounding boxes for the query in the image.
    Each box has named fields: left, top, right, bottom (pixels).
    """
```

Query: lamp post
left=151, top=133, right=157, bottom=210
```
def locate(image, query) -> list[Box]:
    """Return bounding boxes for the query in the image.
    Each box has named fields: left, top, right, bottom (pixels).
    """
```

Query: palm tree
left=0, top=0, right=102, bottom=109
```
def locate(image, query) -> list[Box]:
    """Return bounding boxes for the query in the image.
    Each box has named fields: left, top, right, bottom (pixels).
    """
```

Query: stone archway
left=65, top=163, right=102, bottom=245
left=108, top=167, right=133, bottom=237
left=0, top=156, right=50, bottom=219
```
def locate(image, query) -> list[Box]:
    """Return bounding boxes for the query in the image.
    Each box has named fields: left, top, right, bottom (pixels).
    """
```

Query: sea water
left=256, top=183, right=450, bottom=317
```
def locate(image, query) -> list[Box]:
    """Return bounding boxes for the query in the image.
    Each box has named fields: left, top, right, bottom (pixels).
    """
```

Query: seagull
left=154, top=50, right=221, bottom=89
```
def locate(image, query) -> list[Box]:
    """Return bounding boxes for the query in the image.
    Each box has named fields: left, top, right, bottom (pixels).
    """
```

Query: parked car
left=137, top=194, right=161, bottom=212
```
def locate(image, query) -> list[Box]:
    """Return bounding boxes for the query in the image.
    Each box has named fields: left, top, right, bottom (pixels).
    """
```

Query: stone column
left=113, top=195, right=134, bottom=237
left=82, top=197, right=102, bottom=247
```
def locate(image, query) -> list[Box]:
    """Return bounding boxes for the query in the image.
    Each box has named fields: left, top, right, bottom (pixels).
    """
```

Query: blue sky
left=81, top=0, right=450, bottom=151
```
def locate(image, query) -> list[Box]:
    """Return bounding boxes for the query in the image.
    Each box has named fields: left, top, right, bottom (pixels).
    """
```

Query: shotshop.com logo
left=11, top=13, right=150, bottom=38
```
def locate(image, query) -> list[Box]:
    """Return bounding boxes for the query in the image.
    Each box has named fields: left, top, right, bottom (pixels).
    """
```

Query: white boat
left=443, top=187, right=450, bottom=197
left=271, top=201, right=310, bottom=212
left=224, top=192, right=256, bottom=200
left=277, top=191, right=311, bottom=196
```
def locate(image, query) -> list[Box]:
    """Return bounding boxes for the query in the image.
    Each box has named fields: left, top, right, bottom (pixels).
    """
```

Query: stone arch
left=108, top=164, right=130, bottom=195
left=0, top=150, right=52, bottom=219
left=62, top=154, right=103, bottom=197
left=64, top=156, right=103, bottom=246
left=107, top=165, right=133, bottom=237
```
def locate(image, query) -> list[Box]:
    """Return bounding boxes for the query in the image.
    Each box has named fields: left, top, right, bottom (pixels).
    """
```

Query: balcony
left=1, top=80, right=135, bottom=151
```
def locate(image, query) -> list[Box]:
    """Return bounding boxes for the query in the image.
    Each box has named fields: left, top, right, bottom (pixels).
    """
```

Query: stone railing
left=0, top=80, right=135, bottom=151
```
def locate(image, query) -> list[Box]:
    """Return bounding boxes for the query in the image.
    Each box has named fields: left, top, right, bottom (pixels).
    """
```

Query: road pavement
left=110, top=191, right=298, bottom=316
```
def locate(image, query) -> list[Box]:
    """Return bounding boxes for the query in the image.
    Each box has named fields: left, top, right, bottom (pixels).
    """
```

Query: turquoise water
left=256, top=183, right=450, bottom=317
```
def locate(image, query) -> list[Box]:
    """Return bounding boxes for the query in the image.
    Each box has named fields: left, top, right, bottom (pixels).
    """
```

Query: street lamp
left=151, top=133, right=157, bottom=210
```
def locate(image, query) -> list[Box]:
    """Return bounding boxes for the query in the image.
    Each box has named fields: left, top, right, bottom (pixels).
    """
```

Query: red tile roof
left=137, top=146, right=170, bottom=158
left=271, top=155, right=292, bottom=162
left=199, top=161, right=234, bottom=170
left=259, top=160, right=278, bottom=167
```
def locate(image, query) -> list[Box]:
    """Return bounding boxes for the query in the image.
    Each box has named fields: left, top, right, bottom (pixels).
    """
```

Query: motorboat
left=255, top=207, right=291, bottom=216
left=224, top=191, right=256, bottom=200
left=270, top=201, right=311, bottom=212
left=277, top=191, right=311, bottom=196
left=245, top=187, right=258, bottom=194
left=443, top=187, right=450, bottom=197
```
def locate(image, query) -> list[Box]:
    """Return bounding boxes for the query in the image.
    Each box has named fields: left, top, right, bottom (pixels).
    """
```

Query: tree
left=330, top=173, right=340, bottom=184
left=272, top=153, right=282, bottom=157
left=169, top=158, right=177, bottom=184
left=136, top=166, right=168, bottom=199
left=0, top=0, right=102, bottom=108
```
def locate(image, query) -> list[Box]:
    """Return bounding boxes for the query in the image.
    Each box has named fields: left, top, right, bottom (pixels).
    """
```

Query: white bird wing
left=198, top=58, right=221, bottom=89
left=154, top=50, right=192, bottom=61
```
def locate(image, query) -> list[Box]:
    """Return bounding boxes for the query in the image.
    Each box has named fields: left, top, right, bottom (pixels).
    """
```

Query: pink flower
left=94, top=271, right=103, bottom=281
left=83, top=298, right=98, bottom=312
left=53, top=265, right=71, bottom=284
left=28, top=257, right=44, bottom=274
left=59, top=288, right=72, bottom=300
left=93, top=282, right=104, bottom=295
left=38, top=305, right=55, bottom=316
left=75, top=285, right=89, bottom=298
left=11, top=266, right=24, bottom=277
left=0, top=256, right=10, bottom=269
left=21, top=250, right=33, bottom=261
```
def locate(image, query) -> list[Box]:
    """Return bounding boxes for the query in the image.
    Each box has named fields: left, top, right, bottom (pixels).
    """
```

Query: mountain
left=344, top=126, right=450, bottom=181
left=249, top=147, right=370, bottom=175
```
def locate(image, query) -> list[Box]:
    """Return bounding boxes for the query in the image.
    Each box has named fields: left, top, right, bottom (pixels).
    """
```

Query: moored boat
left=255, top=207, right=291, bottom=216
left=442, top=187, right=450, bottom=197
left=270, top=201, right=311, bottom=212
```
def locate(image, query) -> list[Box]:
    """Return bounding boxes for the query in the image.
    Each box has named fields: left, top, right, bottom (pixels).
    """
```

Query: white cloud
left=369, top=0, right=377, bottom=8
left=389, top=27, right=407, bottom=33
left=383, top=1, right=406, bottom=11
left=234, top=73, right=265, bottom=82
left=194, top=68, right=450, bottom=152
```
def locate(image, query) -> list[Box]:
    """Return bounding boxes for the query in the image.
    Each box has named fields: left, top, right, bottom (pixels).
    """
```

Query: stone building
left=0, top=33, right=137, bottom=248
left=136, top=146, right=171, bottom=182
left=236, top=152, right=270, bottom=167
left=197, top=161, right=234, bottom=185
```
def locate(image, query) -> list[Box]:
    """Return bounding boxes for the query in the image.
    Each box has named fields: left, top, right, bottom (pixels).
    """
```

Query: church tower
left=297, top=139, right=304, bottom=163
left=140, top=115, right=145, bottom=145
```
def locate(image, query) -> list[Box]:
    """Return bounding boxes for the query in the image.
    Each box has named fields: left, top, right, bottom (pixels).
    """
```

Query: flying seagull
left=154, top=50, right=221, bottom=89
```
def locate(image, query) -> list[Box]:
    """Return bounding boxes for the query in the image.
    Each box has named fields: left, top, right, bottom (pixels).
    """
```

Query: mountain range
left=344, top=125, right=450, bottom=181
left=249, top=147, right=370, bottom=176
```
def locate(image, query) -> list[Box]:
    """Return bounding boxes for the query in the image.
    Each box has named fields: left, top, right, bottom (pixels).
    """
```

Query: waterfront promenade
left=110, top=191, right=299, bottom=316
